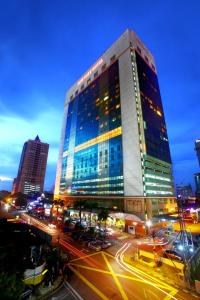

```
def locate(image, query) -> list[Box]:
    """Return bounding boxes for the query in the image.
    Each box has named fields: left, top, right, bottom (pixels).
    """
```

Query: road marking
left=116, top=243, right=175, bottom=291
left=115, top=243, right=178, bottom=300
left=69, top=263, right=111, bottom=275
left=81, top=248, right=89, bottom=252
left=102, top=252, right=128, bottom=300
left=102, top=251, right=114, bottom=258
left=143, top=288, right=147, bottom=299
left=114, top=273, right=169, bottom=288
left=70, top=251, right=101, bottom=262
left=64, top=281, right=83, bottom=300
left=68, top=264, right=109, bottom=300
left=164, top=289, right=179, bottom=300
left=69, top=260, right=169, bottom=288
left=147, top=289, right=159, bottom=300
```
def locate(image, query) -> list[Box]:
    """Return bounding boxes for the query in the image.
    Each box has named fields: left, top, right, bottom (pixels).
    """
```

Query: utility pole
left=177, top=196, right=192, bottom=288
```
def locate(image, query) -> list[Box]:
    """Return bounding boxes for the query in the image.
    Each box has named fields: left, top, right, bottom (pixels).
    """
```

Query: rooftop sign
left=77, top=58, right=103, bottom=86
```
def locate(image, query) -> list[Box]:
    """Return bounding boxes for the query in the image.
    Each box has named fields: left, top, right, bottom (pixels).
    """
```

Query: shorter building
left=12, top=136, right=49, bottom=195
left=176, top=184, right=193, bottom=200
left=195, top=139, right=200, bottom=166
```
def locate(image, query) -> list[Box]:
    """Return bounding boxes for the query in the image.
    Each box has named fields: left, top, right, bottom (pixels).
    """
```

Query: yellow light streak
left=70, top=251, right=103, bottom=262
left=115, top=243, right=178, bottom=300
left=68, top=264, right=109, bottom=300
left=102, top=252, right=128, bottom=300
left=69, top=263, right=110, bottom=275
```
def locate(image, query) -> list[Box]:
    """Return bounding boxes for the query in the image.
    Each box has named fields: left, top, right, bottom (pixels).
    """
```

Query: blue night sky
left=0, top=0, right=200, bottom=192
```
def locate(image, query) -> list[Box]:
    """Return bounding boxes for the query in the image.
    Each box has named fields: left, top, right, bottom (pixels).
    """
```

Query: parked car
left=163, top=249, right=183, bottom=261
left=98, top=241, right=111, bottom=249
left=88, top=241, right=101, bottom=251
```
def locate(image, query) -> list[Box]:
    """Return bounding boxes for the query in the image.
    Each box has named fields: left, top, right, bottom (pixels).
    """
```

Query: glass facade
left=60, top=60, right=124, bottom=195
left=135, top=52, right=171, bottom=164
left=134, top=51, right=174, bottom=197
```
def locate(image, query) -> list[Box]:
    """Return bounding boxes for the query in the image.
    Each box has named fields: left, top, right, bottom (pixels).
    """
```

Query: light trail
left=20, top=212, right=57, bottom=234
left=115, top=243, right=178, bottom=300
left=61, top=240, right=105, bottom=269
left=59, top=239, right=86, bottom=258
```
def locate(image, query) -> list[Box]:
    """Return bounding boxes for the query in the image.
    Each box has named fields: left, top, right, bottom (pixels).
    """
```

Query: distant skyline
left=0, top=0, right=200, bottom=192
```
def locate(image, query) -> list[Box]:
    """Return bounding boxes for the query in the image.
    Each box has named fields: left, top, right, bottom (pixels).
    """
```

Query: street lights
left=146, top=220, right=152, bottom=235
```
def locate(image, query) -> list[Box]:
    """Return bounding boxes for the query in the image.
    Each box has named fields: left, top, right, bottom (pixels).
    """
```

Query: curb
left=38, top=276, right=65, bottom=300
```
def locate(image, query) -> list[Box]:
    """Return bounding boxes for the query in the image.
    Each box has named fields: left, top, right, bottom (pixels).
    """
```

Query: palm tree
left=84, top=201, right=98, bottom=227
left=98, top=208, right=109, bottom=231
left=73, top=199, right=86, bottom=224
left=52, top=200, right=65, bottom=223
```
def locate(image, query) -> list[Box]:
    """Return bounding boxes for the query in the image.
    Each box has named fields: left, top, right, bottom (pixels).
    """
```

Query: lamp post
left=146, top=220, right=152, bottom=236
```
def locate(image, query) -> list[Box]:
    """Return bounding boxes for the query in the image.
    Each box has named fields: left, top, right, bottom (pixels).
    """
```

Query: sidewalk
left=29, top=275, right=64, bottom=300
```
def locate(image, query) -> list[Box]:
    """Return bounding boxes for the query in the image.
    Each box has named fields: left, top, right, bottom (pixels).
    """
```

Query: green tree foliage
left=84, top=201, right=98, bottom=227
left=0, top=243, right=26, bottom=300
left=0, top=272, right=25, bottom=300
left=11, top=192, right=27, bottom=208
left=98, top=208, right=109, bottom=229
left=73, top=199, right=87, bottom=224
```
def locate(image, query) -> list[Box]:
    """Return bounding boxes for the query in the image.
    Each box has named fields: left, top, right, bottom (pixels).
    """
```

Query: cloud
left=0, top=105, right=62, bottom=189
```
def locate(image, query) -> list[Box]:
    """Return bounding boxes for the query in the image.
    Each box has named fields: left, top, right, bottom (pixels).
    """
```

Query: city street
left=47, top=281, right=83, bottom=300
left=19, top=212, right=199, bottom=300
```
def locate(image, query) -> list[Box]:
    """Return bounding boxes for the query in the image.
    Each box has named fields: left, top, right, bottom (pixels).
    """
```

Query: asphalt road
left=66, top=246, right=188, bottom=300
left=19, top=212, right=199, bottom=300
left=47, top=281, right=83, bottom=300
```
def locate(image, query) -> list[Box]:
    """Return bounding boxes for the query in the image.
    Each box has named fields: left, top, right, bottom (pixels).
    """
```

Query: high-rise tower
left=55, top=29, right=175, bottom=219
left=12, top=136, right=49, bottom=195
left=195, top=139, right=200, bottom=166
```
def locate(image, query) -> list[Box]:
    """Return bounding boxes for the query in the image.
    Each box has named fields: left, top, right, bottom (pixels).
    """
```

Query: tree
left=98, top=208, right=109, bottom=231
left=84, top=201, right=98, bottom=227
left=73, top=199, right=86, bottom=224
left=0, top=242, right=26, bottom=299
left=0, top=271, right=25, bottom=300
left=52, top=200, right=64, bottom=223
left=11, top=192, right=27, bottom=208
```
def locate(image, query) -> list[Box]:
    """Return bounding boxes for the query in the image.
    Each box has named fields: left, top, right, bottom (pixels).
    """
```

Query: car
left=163, top=250, right=183, bottom=261
left=88, top=242, right=101, bottom=251
left=98, top=241, right=111, bottom=249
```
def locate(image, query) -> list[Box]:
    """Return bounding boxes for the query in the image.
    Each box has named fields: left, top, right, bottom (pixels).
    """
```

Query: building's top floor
left=65, top=29, right=156, bottom=106
left=25, top=136, right=49, bottom=147
left=195, top=139, right=200, bottom=147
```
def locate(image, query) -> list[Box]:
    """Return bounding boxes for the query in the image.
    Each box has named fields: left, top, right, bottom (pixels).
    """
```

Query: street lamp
left=146, top=220, right=152, bottom=227
left=146, top=220, right=152, bottom=236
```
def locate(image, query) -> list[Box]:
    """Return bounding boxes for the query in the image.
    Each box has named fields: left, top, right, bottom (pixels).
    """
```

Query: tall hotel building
left=55, top=29, right=176, bottom=219
left=195, top=139, right=200, bottom=167
left=13, top=136, right=49, bottom=195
